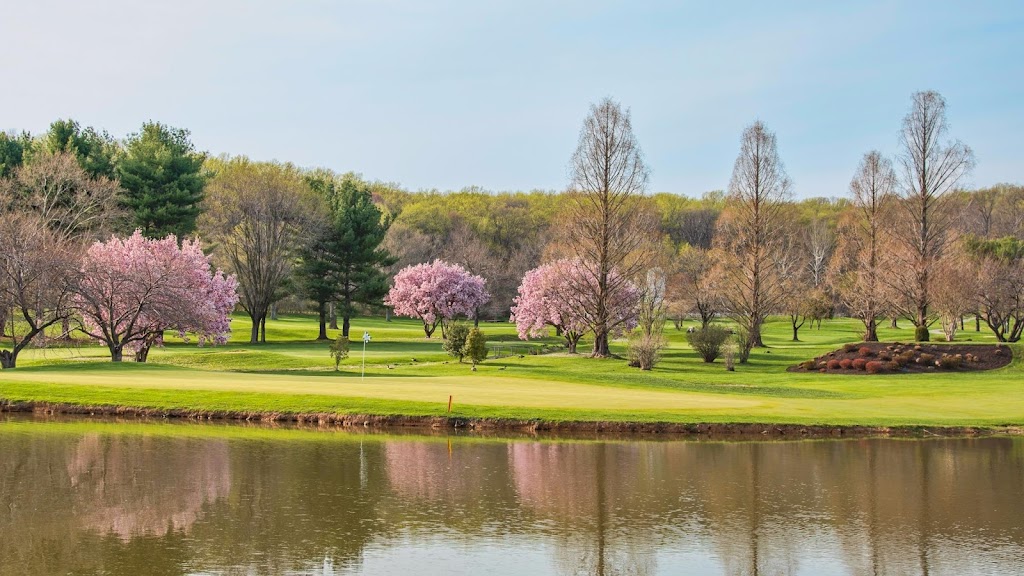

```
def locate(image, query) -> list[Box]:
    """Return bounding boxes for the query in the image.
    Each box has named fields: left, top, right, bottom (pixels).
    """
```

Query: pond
left=0, top=415, right=1021, bottom=575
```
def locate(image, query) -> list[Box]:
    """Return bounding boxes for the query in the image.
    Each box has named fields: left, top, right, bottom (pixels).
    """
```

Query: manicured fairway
left=1, top=314, right=1021, bottom=426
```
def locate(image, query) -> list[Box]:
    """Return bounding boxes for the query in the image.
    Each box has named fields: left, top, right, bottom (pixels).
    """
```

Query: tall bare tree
left=566, top=98, right=656, bottom=357
left=714, top=121, right=792, bottom=359
left=200, top=158, right=321, bottom=344
left=890, top=91, right=975, bottom=339
left=0, top=151, right=121, bottom=344
left=833, top=151, right=896, bottom=341
left=0, top=213, right=78, bottom=368
left=1, top=151, right=122, bottom=243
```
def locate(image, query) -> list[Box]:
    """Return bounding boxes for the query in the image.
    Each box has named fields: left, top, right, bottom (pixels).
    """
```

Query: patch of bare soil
left=788, top=342, right=1013, bottom=375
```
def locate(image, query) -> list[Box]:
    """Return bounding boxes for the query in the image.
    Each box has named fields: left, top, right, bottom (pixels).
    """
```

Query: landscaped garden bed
left=790, top=342, right=1013, bottom=374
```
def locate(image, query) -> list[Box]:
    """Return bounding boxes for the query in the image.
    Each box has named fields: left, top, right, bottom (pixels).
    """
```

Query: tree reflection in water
left=1, top=419, right=1023, bottom=576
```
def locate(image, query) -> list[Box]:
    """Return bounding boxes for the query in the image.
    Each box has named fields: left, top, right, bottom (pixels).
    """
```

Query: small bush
left=865, top=360, right=885, bottom=374
left=826, top=359, right=841, bottom=370
left=918, top=353, right=935, bottom=364
left=852, top=358, right=868, bottom=370
left=798, top=360, right=815, bottom=370
left=938, top=355, right=962, bottom=369
left=858, top=347, right=875, bottom=357
left=628, top=332, right=666, bottom=371
left=443, top=323, right=471, bottom=362
left=843, top=343, right=859, bottom=353
left=886, top=361, right=901, bottom=372
left=897, top=351, right=915, bottom=365
left=723, top=340, right=737, bottom=371
left=328, top=335, right=350, bottom=371
left=878, top=351, right=892, bottom=361
left=463, top=328, right=488, bottom=368
left=914, top=325, right=930, bottom=342
left=839, top=358, right=853, bottom=369
left=686, top=325, right=731, bottom=363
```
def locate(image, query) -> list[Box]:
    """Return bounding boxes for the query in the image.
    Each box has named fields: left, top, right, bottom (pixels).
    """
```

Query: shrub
left=839, top=358, right=853, bottom=369
left=628, top=332, right=666, bottom=371
left=852, top=358, right=868, bottom=370
left=886, top=361, right=901, bottom=372
left=914, top=325, right=930, bottom=342
left=463, top=328, right=488, bottom=369
left=328, top=335, right=350, bottom=371
left=918, top=353, right=935, bottom=364
left=826, top=359, right=841, bottom=370
left=798, top=360, right=815, bottom=370
left=843, top=343, right=859, bottom=353
left=686, top=325, right=731, bottom=363
left=723, top=341, right=737, bottom=371
left=896, top=351, right=915, bottom=366
left=865, top=360, right=885, bottom=374
left=858, top=347, right=875, bottom=357
left=443, top=322, right=471, bottom=362
left=878, top=351, right=892, bottom=361
left=938, top=355, right=962, bottom=369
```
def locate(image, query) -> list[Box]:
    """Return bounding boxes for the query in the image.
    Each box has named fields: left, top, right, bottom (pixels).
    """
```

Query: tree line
left=1, top=90, right=1022, bottom=369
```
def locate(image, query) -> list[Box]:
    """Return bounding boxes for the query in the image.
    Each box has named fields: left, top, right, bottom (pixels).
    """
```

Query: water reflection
left=0, top=418, right=1022, bottom=575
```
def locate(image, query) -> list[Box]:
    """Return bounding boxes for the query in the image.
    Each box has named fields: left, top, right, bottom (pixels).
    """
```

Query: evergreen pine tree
left=117, top=122, right=206, bottom=238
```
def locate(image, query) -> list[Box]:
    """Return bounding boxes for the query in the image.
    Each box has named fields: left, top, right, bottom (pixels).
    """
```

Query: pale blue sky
left=2, top=1, right=1021, bottom=197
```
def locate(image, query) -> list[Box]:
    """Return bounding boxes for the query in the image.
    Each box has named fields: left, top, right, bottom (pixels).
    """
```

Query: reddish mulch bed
left=788, top=341, right=1013, bottom=375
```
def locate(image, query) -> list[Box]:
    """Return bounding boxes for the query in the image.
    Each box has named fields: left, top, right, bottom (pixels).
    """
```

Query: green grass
left=1, top=313, right=1021, bottom=427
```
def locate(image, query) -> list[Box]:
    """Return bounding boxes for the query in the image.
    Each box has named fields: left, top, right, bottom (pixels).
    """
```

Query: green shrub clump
left=915, top=325, right=930, bottom=342
left=443, top=323, right=471, bottom=362
left=328, top=335, right=350, bottom=371
left=938, top=355, right=962, bottom=369
left=464, top=328, right=489, bottom=369
left=686, top=325, right=731, bottom=363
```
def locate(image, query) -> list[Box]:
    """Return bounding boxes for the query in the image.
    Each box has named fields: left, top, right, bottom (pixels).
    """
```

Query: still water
left=0, top=415, right=1022, bottom=575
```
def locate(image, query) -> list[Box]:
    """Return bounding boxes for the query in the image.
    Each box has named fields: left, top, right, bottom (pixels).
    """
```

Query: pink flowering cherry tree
left=73, top=231, right=239, bottom=362
left=511, top=259, right=640, bottom=353
left=384, top=259, right=489, bottom=338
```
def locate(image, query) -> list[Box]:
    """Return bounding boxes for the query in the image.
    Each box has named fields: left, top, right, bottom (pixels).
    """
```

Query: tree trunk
left=976, top=315, right=981, bottom=332
left=565, top=333, right=580, bottom=354
left=385, top=308, right=391, bottom=322
left=474, top=307, right=480, bottom=328
left=792, top=324, right=800, bottom=342
left=329, top=302, right=339, bottom=330
left=110, top=345, right=123, bottom=362
left=890, top=317, right=899, bottom=329
left=0, top=308, right=6, bottom=338
left=749, top=323, right=764, bottom=348
left=135, top=345, right=151, bottom=363
left=0, top=350, right=15, bottom=369
left=317, top=302, right=328, bottom=340
left=864, top=318, right=879, bottom=342
left=270, top=302, right=278, bottom=321
left=342, top=315, right=351, bottom=338
left=591, top=331, right=610, bottom=357
left=260, top=315, right=267, bottom=343
left=249, top=314, right=260, bottom=344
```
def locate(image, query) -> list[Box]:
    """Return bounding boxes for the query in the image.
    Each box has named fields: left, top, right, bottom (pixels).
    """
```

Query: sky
left=2, top=0, right=1021, bottom=198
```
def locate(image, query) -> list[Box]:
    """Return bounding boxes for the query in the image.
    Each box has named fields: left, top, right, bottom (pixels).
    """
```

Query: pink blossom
left=384, top=259, right=489, bottom=338
left=510, top=259, right=639, bottom=353
left=74, top=231, right=239, bottom=361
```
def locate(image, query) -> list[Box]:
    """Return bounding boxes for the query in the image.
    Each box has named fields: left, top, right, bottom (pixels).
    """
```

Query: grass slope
left=0, top=313, right=1021, bottom=427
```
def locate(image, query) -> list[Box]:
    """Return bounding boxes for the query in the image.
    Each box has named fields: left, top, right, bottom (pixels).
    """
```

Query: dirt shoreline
left=2, top=399, right=1020, bottom=439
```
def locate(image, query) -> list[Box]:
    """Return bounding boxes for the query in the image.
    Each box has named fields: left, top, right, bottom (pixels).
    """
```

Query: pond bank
left=3, top=399, right=1020, bottom=439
